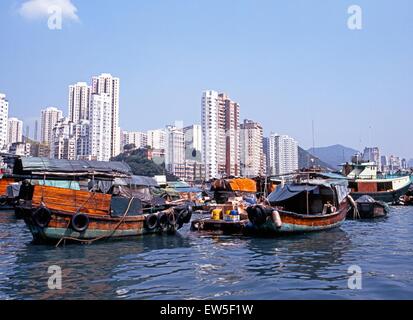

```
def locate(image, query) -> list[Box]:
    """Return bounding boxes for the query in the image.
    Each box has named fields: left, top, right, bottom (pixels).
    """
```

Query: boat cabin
left=267, top=178, right=349, bottom=215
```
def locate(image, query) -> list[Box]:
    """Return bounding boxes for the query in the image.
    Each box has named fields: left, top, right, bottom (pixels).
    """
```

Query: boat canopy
left=13, top=157, right=132, bottom=177
left=114, top=175, right=159, bottom=187
left=268, top=179, right=349, bottom=204
left=229, top=178, right=257, bottom=192
left=268, top=184, right=318, bottom=203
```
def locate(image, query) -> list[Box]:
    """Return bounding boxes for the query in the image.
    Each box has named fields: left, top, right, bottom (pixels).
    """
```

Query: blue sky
left=1, top=0, right=412, bottom=159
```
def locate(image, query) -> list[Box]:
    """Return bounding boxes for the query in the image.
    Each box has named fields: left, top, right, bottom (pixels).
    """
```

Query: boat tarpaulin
left=228, top=178, right=257, bottom=192
left=115, top=176, right=159, bottom=187
left=268, top=184, right=318, bottom=203
left=13, top=157, right=132, bottom=176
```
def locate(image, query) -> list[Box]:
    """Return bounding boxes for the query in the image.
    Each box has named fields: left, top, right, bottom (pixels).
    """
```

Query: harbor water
left=1, top=207, right=413, bottom=300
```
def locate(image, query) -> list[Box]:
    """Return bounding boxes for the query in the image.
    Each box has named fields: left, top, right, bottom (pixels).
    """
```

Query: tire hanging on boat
left=32, top=206, right=52, bottom=228
left=157, top=212, right=169, bottom=232
left=71, top=213, right=90, bottom=233
left=247, top=205, right=268, bottom=226
left=145, top=213, right=158, bottom=230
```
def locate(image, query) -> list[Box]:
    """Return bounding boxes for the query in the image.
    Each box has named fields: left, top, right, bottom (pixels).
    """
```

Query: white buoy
left=272, top=210, right=282, bottom=228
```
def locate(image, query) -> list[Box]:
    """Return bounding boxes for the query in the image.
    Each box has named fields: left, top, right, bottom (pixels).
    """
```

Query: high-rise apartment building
left=68, top=82, right=91, bottom=123
left=0, top=93, right=9, bottom=150
left=7, top=117, right=23, bottom=145
left=240, top=119, right=265, bottom=177
left=183, top=124, right=202, bottom=162
left=40, top=107, right=63, bottom=146
left=89, top=94, right=113, bottom=161
left=147, top=129, right=167, bottom=150
left=201, top=90, right=240, bottom=180
left=91, top=73, right=120, bottom=158
left=121, top=131, right=148, bottom=150
left=165, top=125, right=185, bottom=178
left=268, top=134, right=298, bottom=175
left=51, top=117, right=76, bottom=160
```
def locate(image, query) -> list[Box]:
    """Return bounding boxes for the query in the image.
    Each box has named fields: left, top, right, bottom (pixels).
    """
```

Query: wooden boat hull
left=350, top=182, right=411, bottom=203
left=244, top=200, right=349, bottom=235
left=191, top=218, right=249, bottom=234
left=20, top=207, right=181, bottom=244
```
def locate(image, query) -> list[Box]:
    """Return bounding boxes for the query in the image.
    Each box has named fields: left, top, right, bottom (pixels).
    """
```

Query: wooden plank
left=32, top=185, right=111, bottom=216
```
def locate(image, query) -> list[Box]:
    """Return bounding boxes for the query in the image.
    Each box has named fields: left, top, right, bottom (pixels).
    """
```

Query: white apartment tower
left=0, top=94, right=9, bottom=150
left=165, top=125, right=185, bottom=177
left=121, top=131, right=148, bottom=150
left=68, top=82, right=91, bottom=123
left=183, top=124, right=202, bottom=162
left=240, top=119, right=265, bottom=177
left=7, top=117, right=23, bottom=145
left=147, top=129, right=167, bottom=150
left=40, top=107, right=63, bottom=145
left=91, top=73, right=120, bottom=158
left=51, top=117, right=76, bottom=160
left=201, top=90, right=240, bottom=179
left=89, top=94, right=113, bottom=161
left=268, top=134, right=299, bottom=176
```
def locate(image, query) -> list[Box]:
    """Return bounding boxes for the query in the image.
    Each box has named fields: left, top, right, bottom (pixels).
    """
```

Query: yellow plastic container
left=212, top=209, right=222, bottom=221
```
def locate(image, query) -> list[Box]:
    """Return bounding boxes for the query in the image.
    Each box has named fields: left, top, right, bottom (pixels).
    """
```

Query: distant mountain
left=298, top=147, right=335, bottom=170
left=307, top=144, right=359, bottom=169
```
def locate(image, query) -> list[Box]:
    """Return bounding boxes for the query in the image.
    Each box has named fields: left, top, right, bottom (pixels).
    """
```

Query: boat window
left=110, top=197, right=143, bottom=217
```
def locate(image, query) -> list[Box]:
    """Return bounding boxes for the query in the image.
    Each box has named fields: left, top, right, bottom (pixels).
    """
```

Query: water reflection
left=0, top=208, right=413, bottom=299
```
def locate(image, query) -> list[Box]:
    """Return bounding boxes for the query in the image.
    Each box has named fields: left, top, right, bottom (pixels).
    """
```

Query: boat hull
left=21, top=207, right=179, bottom=244
left=350, top=182, right=411, bottom=203
left=244, top=200, right=349, bottom=236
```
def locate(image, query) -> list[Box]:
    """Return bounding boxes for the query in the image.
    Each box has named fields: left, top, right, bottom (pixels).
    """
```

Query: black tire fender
left=32, top=206, right=52, bottom=228
left=71, top=213, right=90, bottom=233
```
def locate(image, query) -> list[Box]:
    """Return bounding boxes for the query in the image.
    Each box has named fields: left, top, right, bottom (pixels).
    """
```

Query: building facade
left=183, top=124, right=202, bottom=162
left=40, top=107, right=63, bottom=146
left=121, top=131, right=148, bottom=150
left=201, top=90, right=240, bottom=180
left=268, top=134, right=298, bottom=176
left=147, top=129, right=167, bottom=150
left=51, top=117, right=76, bottom=160
left=89, top=94, right=113, bottom=161
left=91, top=73, right=120, bottom=158
left=7, top=117, right=23, bottom=145
left=240, top=119, right=265, bottom=177
left=0, top=93, right=9, bottom=151
left=165, top=125, right=185, bottom=178
left=68, top=82, right=91, bottom=123
left=362, top=147, right=381, bottom=170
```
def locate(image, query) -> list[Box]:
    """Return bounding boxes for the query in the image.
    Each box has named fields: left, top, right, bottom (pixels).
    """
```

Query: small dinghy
left=349, top=195, right=389, bottom=219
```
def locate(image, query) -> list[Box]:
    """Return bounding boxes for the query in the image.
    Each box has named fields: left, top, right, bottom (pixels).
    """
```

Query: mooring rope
left=347, top=195, right=360, bottom=220
left=55, top=197, right=135, bottom=247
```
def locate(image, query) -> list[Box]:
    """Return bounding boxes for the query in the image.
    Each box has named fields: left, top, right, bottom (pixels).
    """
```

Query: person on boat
left=322, top=201, right=336, bottom=214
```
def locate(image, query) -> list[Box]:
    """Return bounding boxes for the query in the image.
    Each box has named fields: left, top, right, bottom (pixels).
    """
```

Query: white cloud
left=18, top=0, right=79, bottom=21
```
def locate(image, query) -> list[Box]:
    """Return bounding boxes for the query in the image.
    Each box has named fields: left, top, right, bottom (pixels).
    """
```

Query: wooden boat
left=244, top=174, right=351, bottom=235
left=13, top=157, right=193, bottom=244
left=347, top=195, right=389, bottom=219
left=0, top=175, right=17, bottom=210
left=341, top=160, right=411, bottom=203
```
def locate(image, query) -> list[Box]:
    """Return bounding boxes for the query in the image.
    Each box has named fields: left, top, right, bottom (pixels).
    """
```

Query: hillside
left=298, top=147, right=335, bottom=170
left=111, top=149, right=177, bottom=180
left=307, top=144, right=359, bottom=169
